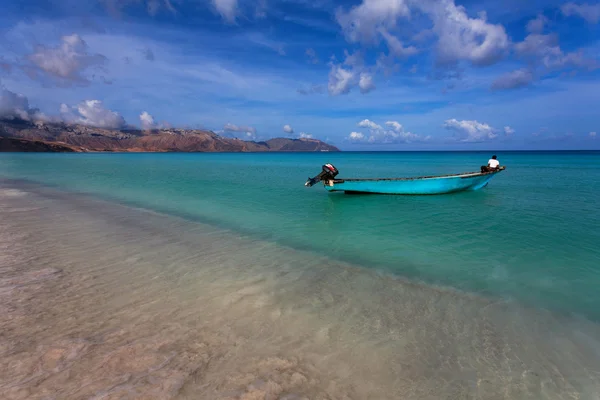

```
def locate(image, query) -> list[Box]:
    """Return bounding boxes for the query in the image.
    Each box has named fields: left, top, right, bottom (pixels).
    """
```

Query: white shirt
left=488, top=159, right=500, bottom=168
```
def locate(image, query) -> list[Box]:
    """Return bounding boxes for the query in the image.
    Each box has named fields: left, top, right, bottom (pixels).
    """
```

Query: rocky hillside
left=0, top=137, right=78, bottom=152
left=0, top=119, right=340, bottom=152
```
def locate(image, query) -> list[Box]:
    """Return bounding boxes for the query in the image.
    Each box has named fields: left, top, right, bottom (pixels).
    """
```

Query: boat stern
left=305, top=164, right=339, bottom=187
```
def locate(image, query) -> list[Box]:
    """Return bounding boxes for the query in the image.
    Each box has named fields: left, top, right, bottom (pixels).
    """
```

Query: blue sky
left=1, top=0, right=599, bottom=150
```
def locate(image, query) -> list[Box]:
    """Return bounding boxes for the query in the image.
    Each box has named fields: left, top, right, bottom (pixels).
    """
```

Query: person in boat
left=481, top=155, right=500, bottom=172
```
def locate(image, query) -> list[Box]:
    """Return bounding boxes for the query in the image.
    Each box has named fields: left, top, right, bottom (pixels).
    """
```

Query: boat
left=304, top=163, right=506, bottom=195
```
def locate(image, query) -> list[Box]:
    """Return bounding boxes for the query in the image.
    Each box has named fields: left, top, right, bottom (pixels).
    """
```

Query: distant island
left=0, top=119, right=340, bottom=153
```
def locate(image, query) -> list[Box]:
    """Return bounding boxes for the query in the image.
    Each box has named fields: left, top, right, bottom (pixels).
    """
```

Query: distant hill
left=0, top=119, right=340, bottom=153
left=0, top=137, right=78, bottom=152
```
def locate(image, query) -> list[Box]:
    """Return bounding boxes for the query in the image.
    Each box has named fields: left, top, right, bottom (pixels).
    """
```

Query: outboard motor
left=305, top=163, right=339, bottom=187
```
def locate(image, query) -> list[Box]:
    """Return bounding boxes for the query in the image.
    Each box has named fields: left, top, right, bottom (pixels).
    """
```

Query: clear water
left=1, top=151, right=599, bottom=319
left=2, top=151, right=600, bottom=399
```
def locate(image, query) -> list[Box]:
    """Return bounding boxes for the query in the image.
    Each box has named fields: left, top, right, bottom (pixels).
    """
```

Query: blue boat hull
left=322, top=170, right=503, bottom=195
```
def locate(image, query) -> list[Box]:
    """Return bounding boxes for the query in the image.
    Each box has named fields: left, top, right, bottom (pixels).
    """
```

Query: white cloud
left=212, top=0, right=238, bottom=23
left=444, top=119, right=498, bottom=142
left=429, top=3, right=509, bottom=66
left=222, top=122, right=257, bottom=140
left=0, top=88, right=33, bottom=121
left=358, top=72, right=375, bottom=93
left=358, top=119, right=382, bottom=130
left=0, top=88, right=50, bottom=122
left=60, top=100, right=126, bottom=129
left=283, top=124, right=294, bottom=134
left=347, top=131, right=366, bottom=142
left=379, top=29, right=418, bottom=58
left=224, top=123, right=256, bottom=134
left=351, top=118, right=427, bottom=144
left=504, top=126, right=515, bottom=136
left=561, top=2, right=600, bottom=24
left=328, top=64, right=355, bottom=95
left=140, top=111, right=156, bottom=130
left=526, top=14, right=548, bottom=33
left=385, top=121, right=403, bottom=131
left=590, top=131, right=597, bottom=138
left=299, top=132, right=313, bottom=139
left=327, top=50, right=377, bottom=96
left=336, top=0, right=410, bottom=44
left=336, top=0, right=508, bottom=67
left=491, top=68, right=534, bottom=90
left=26, top=34, right=107, bottom=86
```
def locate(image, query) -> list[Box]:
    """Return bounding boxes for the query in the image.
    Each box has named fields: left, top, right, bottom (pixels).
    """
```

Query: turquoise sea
left=1, top=151, right=600, bottom=398
left=1, top=151, right=599, bottom=318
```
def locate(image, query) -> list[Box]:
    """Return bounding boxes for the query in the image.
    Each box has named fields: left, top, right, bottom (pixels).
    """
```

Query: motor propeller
left=305, top=163, right=339, bottom=187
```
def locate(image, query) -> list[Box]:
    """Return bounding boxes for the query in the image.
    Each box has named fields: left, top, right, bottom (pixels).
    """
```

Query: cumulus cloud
left=358, top=119, right=382, bottom=130
left=347, top=131, right=366, bottom=142
left=561, top=2, right=600, bottom=23
left=385, top=121, right=403, bottom=131
left=336, top=0, right=508, bottom=67
left=444, top=119, right=498, bottom=142
left=212, top=0, right=238, bottom=23
left=140, top=111, right=156, bottom=130
left=591, top=131, right=597, bottom=138
left=349, top=118, right=427, bottom=144
left=60, top=100, right=126, bottom=129
left=328, top=51, right=376, bottom=95
left=26, top=34, right=107, bottom=86
left=491, top=68, right=534, bottom=90
left=0, top=88, right=34, bottom=121
left=0, top=88, right=50, bottom=122
left=358, top=72, right=375, bottom=93
left=305, top=48, right=319, bottom=64
left=299, top=132, right=313, bottom=139
left=527, top=14, right=548, bottom=33
left=336, top=0, right=411, bottom=44
left=283, top=124, right=294, bottom=134
left=328, top=64, right=355, bottom=95
left=222, top=122, right=257, bottom=140
left=429, top=3, right=509, bottom=66
left=504, top=126, right=515, bottom=136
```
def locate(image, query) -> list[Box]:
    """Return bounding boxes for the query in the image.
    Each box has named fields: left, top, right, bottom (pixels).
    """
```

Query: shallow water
left=2, top=182, right=600, bottom=399
left=1, top=151, right=600, bottom=319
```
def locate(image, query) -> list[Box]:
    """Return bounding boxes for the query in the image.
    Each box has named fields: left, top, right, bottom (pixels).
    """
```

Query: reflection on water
left=1, top=183, right=600, bottom=400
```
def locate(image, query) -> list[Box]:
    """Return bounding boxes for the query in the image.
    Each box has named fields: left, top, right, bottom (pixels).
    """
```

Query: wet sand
left=1, top=182, right=600, bottom=400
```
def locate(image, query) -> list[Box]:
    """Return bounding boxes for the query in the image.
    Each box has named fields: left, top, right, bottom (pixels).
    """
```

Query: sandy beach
left=2, top=182, right=600, bottom=399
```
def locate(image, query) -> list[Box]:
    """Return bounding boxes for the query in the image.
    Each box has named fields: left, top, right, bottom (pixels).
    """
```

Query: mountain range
left=0, top=119, right=340, bottom=153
